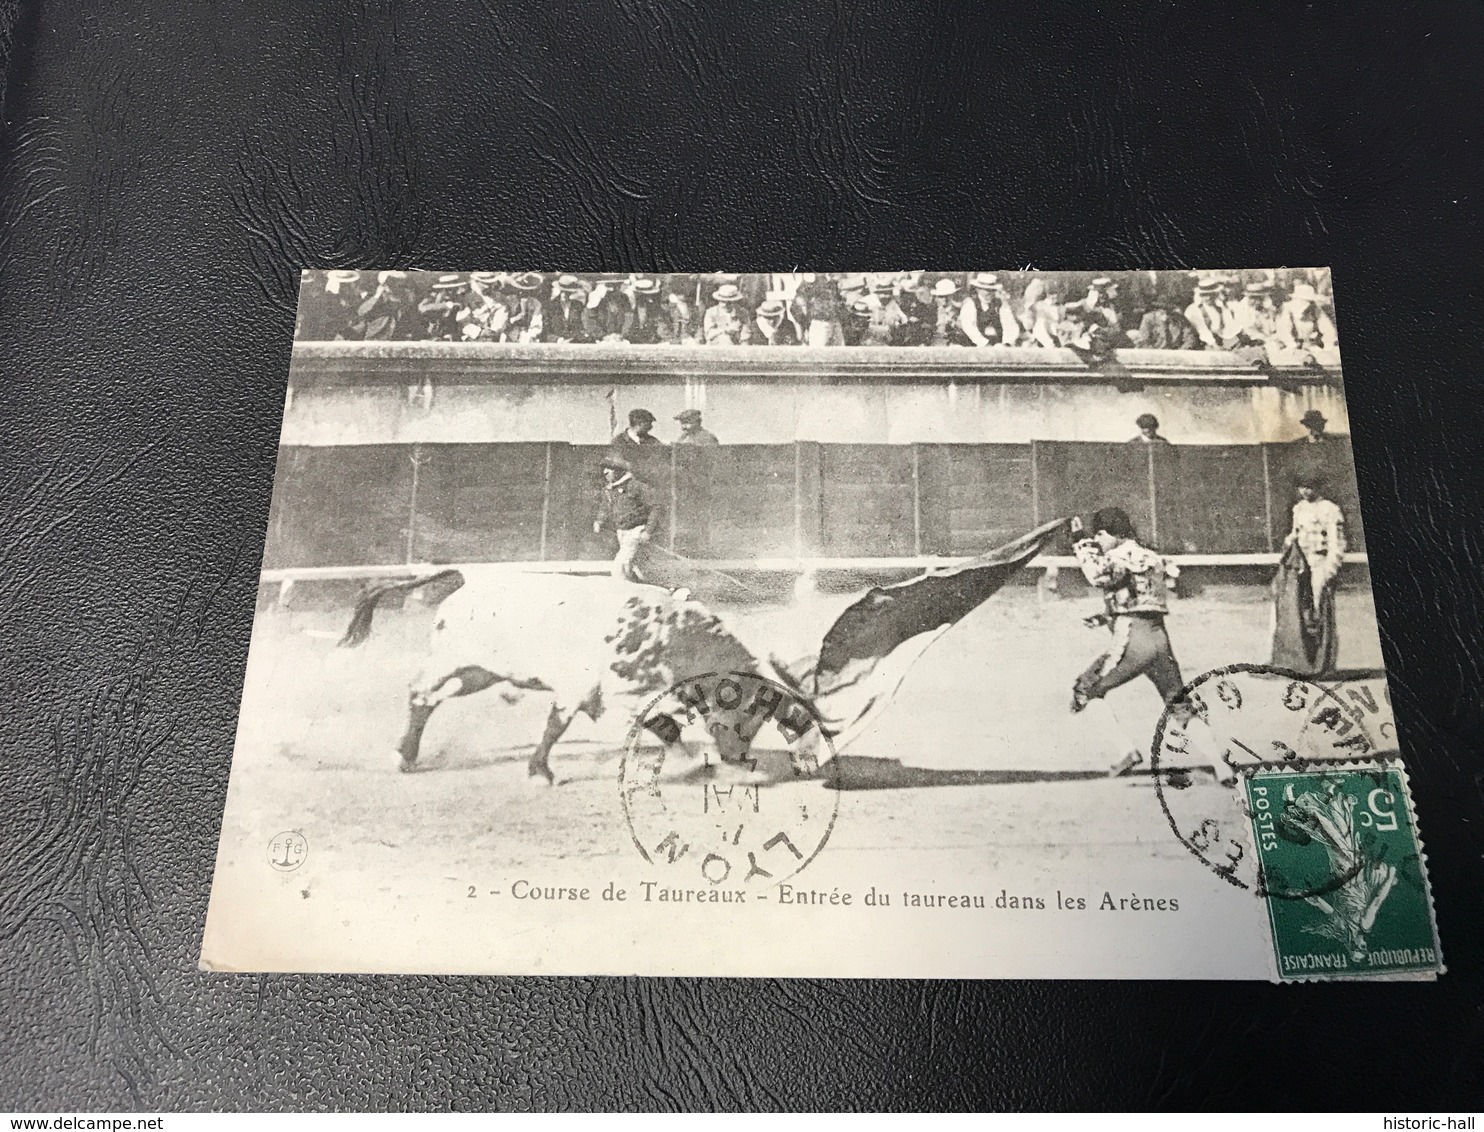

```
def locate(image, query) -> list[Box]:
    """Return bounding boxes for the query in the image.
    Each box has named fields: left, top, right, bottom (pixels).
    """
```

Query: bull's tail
left=338, top=569, right=464, bottom=648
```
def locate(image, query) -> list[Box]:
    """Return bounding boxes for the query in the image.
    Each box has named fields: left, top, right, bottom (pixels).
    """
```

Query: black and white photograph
left=201, top=268, right=1436, bottom=980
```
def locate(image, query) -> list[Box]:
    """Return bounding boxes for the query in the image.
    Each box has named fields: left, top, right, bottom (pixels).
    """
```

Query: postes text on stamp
left=1243, top=760, right=1442, bottom=980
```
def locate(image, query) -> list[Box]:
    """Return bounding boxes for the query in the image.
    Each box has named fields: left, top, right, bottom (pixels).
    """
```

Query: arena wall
left=283, top=342, right=1351, bottom=447
left=266, top=343, right=1361, bottom=571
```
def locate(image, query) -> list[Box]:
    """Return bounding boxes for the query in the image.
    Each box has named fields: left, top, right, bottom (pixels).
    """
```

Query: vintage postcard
left=202, top=269, right=1442, bottom=980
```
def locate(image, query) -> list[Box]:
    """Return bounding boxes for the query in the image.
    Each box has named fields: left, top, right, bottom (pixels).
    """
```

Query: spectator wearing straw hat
left=960, top=273, right=1001, bottom=346
left=752, top=297, right=801, bottom=346
left=625, top=277, right=671, bottom=344
left=858, top=278, right=907, bottom=345
left=843, top=298, right=873, bottom=346
left=929, top=278, right=972, bottom=346
left=961, top=273, right=1025, bottom=346
left=418, top=273, right=469, bottom=340
left=501, top=272, right=545, bottom=342
left=543, top=274, right=593, bottom=343
left=457, top=272, right=509, bottom=340
left=1278, top=282, right=1338, bottom=351
left=1231, top=280, right=1280, bottom=347
left=703, top=283, right=753, bottom=344
left=1184, top=280, right=1238, bottom=351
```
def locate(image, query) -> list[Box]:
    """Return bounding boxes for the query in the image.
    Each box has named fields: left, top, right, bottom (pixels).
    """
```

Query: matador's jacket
left=1073, top=537, right=1170, bottom=616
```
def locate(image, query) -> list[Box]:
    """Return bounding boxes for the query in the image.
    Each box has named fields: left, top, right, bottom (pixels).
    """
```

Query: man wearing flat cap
left=609, top=407, right=666, bottom=464
left=1128, top=414, right=1171, bottom=445
left=673, top=408, right=719, bottom=447
left=703, top=283, right=754, bottom=344
left=592, top=454, right=655, bottom=583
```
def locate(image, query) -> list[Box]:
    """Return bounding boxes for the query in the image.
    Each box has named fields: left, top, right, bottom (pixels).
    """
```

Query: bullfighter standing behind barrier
left=1069, top=508, right=1188, bottom=777
left=1271, top=472, right=1346, bottom=675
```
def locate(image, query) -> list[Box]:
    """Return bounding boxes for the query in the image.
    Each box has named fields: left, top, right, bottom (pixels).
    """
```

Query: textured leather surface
left=1, top=0, right=1481, bottom=1111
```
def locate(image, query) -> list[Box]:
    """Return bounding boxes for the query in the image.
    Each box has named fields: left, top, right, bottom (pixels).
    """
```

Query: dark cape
left=811, top=517, right=1069, bottom=695
left=1271, top=541, right=1338, bottom=675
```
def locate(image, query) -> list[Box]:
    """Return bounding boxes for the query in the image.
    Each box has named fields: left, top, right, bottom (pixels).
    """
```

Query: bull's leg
left=527, top=703, right=574, bottom=786
left=396, top=694, right=437, bottom=773
left=397, top=665, right=500, bottom=773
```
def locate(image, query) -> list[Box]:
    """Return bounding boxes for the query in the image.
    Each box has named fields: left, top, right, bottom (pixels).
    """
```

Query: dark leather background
left=1, top=0, right=1481, bottom=1111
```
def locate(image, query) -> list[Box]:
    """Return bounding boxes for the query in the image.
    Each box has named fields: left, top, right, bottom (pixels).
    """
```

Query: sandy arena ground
left=215, top=580, right=1387, bottom=909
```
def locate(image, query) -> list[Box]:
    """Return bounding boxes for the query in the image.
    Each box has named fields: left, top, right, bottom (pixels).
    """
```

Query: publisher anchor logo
left=268, top=831, right=309, bottom=872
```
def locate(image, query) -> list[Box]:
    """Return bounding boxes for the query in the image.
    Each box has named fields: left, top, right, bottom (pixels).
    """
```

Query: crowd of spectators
left=296, top=269, right=1338, bottom=355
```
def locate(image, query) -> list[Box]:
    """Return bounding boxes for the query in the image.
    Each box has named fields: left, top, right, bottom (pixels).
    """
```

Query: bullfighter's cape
left=793, top=518, right=1069, bottom=744
left=815, top=516, right=1068, bottom=691
left=1271, top=539, right=1339, bottom=676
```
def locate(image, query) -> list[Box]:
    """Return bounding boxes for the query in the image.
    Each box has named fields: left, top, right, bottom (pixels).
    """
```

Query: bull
left=337, top=519, right=1068, bottom=781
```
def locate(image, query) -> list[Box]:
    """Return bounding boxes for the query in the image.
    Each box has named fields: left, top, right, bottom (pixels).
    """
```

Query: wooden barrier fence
left=262, top=438, right=1362, bottom=570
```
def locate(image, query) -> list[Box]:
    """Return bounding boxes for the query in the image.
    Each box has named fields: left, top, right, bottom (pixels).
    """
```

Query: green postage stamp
left=1243, top=760, right=1443, bottom=981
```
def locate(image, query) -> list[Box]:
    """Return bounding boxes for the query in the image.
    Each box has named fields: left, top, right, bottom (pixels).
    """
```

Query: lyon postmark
left=619, top=670, right=839, bottom=888
left=268, top=830, right=309, bottom=872
left=1151, top=664, right=1386, bottom=894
